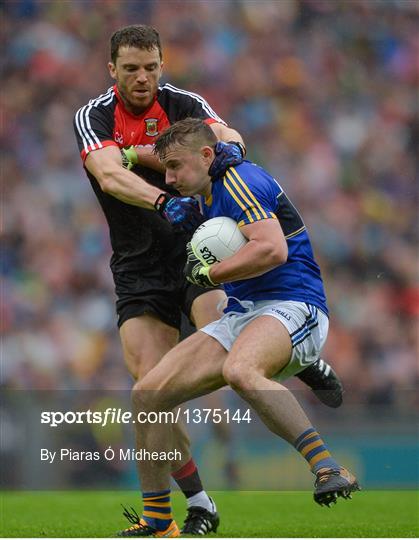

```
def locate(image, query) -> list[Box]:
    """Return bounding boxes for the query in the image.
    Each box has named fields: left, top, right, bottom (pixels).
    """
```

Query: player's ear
left=108, top=62, right=117, bottom=80
left=201, top=146, right=214, bottom=163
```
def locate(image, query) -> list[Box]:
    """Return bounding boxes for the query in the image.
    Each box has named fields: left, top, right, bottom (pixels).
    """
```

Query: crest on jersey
left=145, top=118, right=158, bottom=136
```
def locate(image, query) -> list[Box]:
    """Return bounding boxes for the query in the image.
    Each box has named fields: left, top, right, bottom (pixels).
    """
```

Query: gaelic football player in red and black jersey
left=73, top=25, right=343, bottom=537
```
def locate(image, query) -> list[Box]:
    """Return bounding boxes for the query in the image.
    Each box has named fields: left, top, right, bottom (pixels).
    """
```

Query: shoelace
left=316, top=468, right=341, bottom=484
left=121, top=505, right=153, bottom=533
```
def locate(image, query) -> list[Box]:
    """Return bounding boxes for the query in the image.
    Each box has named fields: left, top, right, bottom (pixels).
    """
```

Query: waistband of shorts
left=224, top=298, right=328, bottom=318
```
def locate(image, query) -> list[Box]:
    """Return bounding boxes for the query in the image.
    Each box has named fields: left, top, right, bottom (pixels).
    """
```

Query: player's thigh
left=183, top=282, right=227, bottom=329
left=137, top=330, right=228, bottom=408
left=224, top=315, right=292, bottom=381
left=120, top=314, right=179, bottom=380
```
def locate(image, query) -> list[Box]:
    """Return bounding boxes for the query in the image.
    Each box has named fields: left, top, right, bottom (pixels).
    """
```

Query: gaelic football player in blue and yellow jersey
left=121, top=118, right=359, bottom=536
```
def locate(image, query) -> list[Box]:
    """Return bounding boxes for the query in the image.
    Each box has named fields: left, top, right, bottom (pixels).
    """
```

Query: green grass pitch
left=1, top=490, right=418, bottom=537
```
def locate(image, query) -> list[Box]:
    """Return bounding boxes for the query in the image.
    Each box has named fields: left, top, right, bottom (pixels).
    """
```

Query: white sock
left=187, top=491, right=216, bottom=512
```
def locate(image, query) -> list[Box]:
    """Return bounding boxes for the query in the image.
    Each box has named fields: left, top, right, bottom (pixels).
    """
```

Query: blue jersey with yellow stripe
left=202, top=161, right=329, bottom=316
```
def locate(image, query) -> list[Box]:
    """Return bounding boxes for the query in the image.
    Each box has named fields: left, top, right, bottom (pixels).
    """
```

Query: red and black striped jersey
left=73, top=83, right=226, bottom=274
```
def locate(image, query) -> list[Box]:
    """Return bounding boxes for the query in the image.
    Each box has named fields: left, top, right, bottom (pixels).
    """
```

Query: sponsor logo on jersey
left=145, top=118, right=158, bottom=136
left=115, top=131, right=124, bottom=144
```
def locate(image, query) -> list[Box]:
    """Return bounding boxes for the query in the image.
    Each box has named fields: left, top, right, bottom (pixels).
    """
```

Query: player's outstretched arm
left=86, top=145, right=203, bottom=232
left=86, top=145, right=162, bottom=209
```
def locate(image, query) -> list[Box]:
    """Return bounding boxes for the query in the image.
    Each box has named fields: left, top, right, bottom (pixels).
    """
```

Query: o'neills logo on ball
left=145, top=118, right=158, bottom=136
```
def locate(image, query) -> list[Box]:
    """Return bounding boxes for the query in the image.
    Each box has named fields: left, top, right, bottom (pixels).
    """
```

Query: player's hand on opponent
left=121, top=146, right=204, bottom=233
left=121, top=146, right=139, bottom=170
left=208, top=141, right=246, bottom=180
left=154, top=193, right=205, bottom=233
left=184, top=242, right=218, bottom=288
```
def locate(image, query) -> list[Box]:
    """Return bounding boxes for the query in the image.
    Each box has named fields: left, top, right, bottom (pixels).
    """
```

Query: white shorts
left=200, top=299, right=329, bottom=381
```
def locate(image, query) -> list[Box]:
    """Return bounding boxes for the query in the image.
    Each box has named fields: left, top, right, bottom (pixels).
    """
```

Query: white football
left=191, top=216, right=247, bottom=265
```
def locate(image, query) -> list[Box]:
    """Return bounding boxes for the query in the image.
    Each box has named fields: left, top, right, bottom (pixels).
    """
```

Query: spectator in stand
left=2, top=0, right=417, bottom=410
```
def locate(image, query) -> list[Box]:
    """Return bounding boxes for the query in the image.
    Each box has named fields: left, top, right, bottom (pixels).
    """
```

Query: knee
left=222, top=361, right=254, bottom=392
left=132, top=377, right=163, bottom=412
left=131, top=370, right=178, bottom=412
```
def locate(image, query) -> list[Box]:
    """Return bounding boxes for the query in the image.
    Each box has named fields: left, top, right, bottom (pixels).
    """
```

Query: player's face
left=109, top=46, right=163, bottom=114
left=163, top=146, right=212, bottom=197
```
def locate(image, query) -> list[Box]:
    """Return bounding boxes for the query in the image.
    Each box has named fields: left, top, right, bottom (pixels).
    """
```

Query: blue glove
left=154, top=193, right=204, bottom=233
left=208, top=141, right=245, bottom=180
left=183, top=243, right=219, bottom=288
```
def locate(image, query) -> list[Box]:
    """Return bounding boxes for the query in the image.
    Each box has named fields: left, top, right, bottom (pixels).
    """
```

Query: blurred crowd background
left=1, top=0, right=418, bottom=488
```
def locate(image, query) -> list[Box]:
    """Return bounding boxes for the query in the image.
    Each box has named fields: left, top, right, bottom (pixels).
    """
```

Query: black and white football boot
left=181, top=498, right=219, bottom=535
left=297, top=358, right=343, bottom=408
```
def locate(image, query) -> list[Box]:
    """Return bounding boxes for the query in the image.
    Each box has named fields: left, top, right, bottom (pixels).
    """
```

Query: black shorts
left=114, top=269, right=222, bottom=330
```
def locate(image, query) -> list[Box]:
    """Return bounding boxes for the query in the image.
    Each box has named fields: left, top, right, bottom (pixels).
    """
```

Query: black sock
left=172, top=458, right=204, bottom=498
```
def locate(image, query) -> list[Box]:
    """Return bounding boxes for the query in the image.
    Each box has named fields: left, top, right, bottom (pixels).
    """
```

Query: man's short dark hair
left=110, top=25, right=162, bottom=63
left=154, top=118, right=218, bottom=160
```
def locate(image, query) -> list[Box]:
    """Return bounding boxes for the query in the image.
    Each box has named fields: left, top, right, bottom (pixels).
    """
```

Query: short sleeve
left=159, top=84, right=227, bottom=126
left=73, top=95, right=117, bottom=162
left=221, top=165, right=278, bottom=227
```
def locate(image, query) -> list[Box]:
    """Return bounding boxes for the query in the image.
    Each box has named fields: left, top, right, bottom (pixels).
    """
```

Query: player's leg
left=130, top=330, right=227, bottom=535
left=120, top=288, right=226, bottom=537
left=222, top=315, right=312, bottom=439
left=175, top=286, right=227, bottom=496
left=167, top=287, right=226, bottom=534
left=116, top=286, right=218, bottom=536
left=221, top=313, right=359, bottom=506
left=188, top=286, right=343, bottom=408
left=133, top=330, right=228, bottom=484
left=198, top=389, right=240, bottom=488
left=120, top=313, right=195, bottom=470
left=189, top=288, right=226, bottom=328
left=118, top=313, right=183, bottom=537
left=120, top=314, right=179, bottom=379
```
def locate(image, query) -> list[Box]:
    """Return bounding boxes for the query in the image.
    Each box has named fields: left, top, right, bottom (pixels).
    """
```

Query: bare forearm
left=100, top=166, right=162, bottom=208
left=85, top=147, right=164, bottom=209
left=220, top=126, right=244, bottom=145
left=210, top=123, right=245, bottom=146
left=209, top=240, right=285, bottom=283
